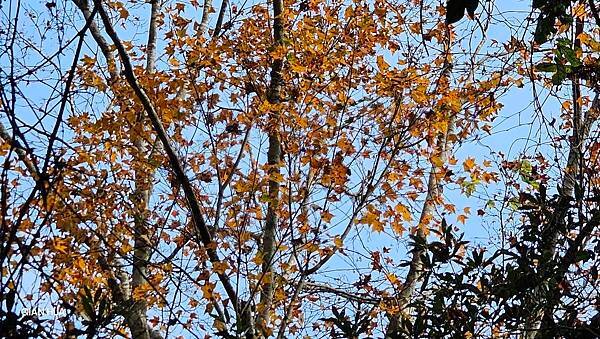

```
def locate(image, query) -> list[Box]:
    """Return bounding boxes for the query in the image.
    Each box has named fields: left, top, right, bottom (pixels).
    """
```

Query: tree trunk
left=522, top=17, right=596, bottom=339
left=385, top=123, right=453, bottom=338
left=257, top=0, right=285, bottom=332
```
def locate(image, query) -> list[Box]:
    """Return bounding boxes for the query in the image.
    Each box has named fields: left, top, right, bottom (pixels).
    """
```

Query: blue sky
left=0, top=0, right=583, bottom=337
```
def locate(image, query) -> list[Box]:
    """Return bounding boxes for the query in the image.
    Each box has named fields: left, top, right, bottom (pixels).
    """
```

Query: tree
left=0, top=0, right=597, bottom=338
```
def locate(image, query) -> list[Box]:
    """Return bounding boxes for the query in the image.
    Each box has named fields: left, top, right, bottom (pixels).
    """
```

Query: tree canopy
left=0, top=0, right=599, bottom=338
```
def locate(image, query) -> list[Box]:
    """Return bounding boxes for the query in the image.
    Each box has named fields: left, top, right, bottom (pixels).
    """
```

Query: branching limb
left=88, top=0, right=242, bottom=329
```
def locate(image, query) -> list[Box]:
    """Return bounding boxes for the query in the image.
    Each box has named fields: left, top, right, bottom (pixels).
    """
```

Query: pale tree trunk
left=198, top=0, right=213, bottom=36
left=0, top=123, right=39, bottom=178
left=126, top=1, right=160, bottom=338
left=71, top=0, right=118, bottom=79
left=521, top=16, right=598, bottom=339
left=257, top=0, right=285, bottom=333
left=385, top=31, right=456, bottom=339
left=88, top=0, right=245, bottom=337
left=386, top=5, right=494, bottom=333
left=385, top=121, right=453, bottom=338
left=523, top=19, right=600, bottom=339
left=71, top=0, right=161, bottom=338
left=523, top=92, right=598, bottom=339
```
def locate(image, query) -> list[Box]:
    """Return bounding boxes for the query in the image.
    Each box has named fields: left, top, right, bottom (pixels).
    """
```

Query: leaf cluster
left=399, top=187, right=599, bottom=338
left=533, top=0, right=576, bottom=44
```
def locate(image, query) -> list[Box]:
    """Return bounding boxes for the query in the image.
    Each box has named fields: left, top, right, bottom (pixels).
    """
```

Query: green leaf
left=575, top=250, right=593, bottom=263
left=552, top=68, right=567, bottom=85
left=519, top=160, right=532, bottom=176
left=535, top=62, right=557, bottom=72
left=555, top=40, right=580, bottom=66
left=534, top=16, right=556, bottom=44
left=532, top=0, right=545, bottom=9
left=82, top=297, right=95, bottom=322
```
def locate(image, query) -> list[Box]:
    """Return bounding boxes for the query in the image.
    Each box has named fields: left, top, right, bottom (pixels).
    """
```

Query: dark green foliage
left=320, top=305, right=372, bottom=338
left=465, top=0, right=478, bottom=18
left=393, top=188, right=599, bottom=337
left=0, top=288, right=45, bottom=338
left=532, top=0, right=575, bottom=44
left=75, top=286, right=115, bottom=338
left=535, top=38, right=583, bottom=85
left=446, top=0, right=479, bottom=25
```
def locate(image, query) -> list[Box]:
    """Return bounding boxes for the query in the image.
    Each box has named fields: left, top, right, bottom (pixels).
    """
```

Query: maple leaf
left=463, top=157, right=476, bottom=171
left=212, top=261, right=228, bottom=274
left=395, top=204, right=413, bottom=221
left=201, top=283, right=215, bottom=299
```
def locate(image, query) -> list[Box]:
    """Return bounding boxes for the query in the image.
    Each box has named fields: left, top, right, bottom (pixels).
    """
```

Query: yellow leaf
left=386, top=273, right=398, bottom=284
left=252, top=255, right=263, bottom=266
left=51, top=238, right=69, bottom=254
left=254, top=207, right=263, bottom=220
left=360, top=208, right=384, bottom=232
left=418, top=214, right=432, bottom=236
left=409, top=22, right=421, bottom=34
left=391, top=220, right=405, bottom=236
left=212, top=261, right=228, bottom=274
left=433, top=120, right=448, bottom=133
left=407, top=191, right=418, bottom=201
left=274, top=288, right=286, bottom=302
left=56, top=217, right=76, bottom=231
left=579, top=33, right=600, bottom=51
left=321, top=210, right=333, bottom=223
left=81, top=55, right=96, bottom=66
left=290, top=63, right=307, bottom=73
left=412, top=85, right=427, bottom=104
left=463, top=157, right=476, bottom=171
left=372, top=219, right=384, bottom=232
left=214, top=319, right=226, bottom=332
left=119, top=8, right=129, bottom=19
left=573, top=2, right=586, bottom=19
left=269, top=172, right=284, bottom=183
left=133, top=283, right=151, bottom=300
left=376, top=55, right=389, bottom=71
left=394, top=204, right=412, bottom=221
left=74, top=258, right=86, bottom=271
left=169, top=58, right=180, bottom=67
left=430, top=156, right=444, bottom=168
left=202, top=282, right=215, bottom=299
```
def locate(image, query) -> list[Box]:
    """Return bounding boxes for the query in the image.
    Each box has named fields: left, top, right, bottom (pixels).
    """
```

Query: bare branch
left=90, top=0, right=241, bottom=316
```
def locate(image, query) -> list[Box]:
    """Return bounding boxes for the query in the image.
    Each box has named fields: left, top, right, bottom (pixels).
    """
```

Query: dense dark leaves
left=320, top=305, right=371, bottom=339
left=394, top=188, right=599, bottom=337
left=532, top=0, right=575, bottom=44
left=446, top=0, right=479, bottom=25
left=535, top=38, right=584, bottom=85
left=0, top=289, right=45, bottom=339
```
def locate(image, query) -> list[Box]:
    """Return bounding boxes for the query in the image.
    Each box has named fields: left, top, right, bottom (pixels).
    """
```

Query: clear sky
left=0, top=0, right=582, bottom=337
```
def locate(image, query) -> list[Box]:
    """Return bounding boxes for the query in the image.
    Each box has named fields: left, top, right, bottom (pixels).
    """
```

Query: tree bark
left=385, top=123, right=453, bottom=338
left=125, top=1, right=160, bottom=338
left=523, top=17, right=596, bottom=339
left=257, top=0, right=285, bottom=332
left=385, top=8, right=493, bottom=332
left=87, top=0, right=242, bottom=337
